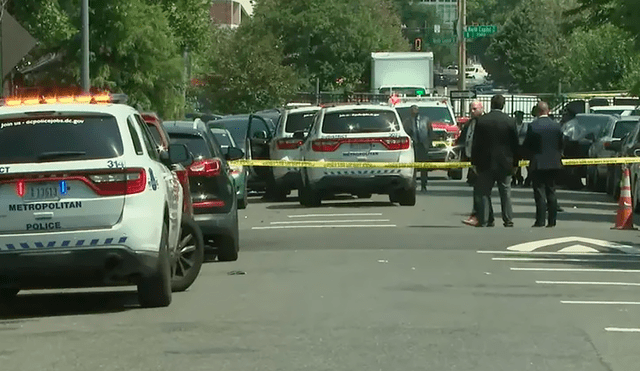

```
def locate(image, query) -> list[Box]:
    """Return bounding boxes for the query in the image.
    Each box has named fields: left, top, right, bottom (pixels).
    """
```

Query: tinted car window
left=169, top=134, right=213, bottom=159
left=613, top=120, right=638, bottom=139
left=285, top=111, right=318, bottom=133
left=210, top=129, right=235, bottom=148
left=217, top=118, right=249, bottom=149
left=146, top=124, right=164, bottom=146
left=0, top=114, right=123, bottom=164
left=396, top=106, right=454, bottom=124
left=322, top=110, right=400, bottom=134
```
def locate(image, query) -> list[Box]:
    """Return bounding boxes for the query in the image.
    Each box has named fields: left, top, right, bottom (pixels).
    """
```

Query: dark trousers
left=531, top=169, right=559, bottom=226
left=474, top=168, right=513, bottom=226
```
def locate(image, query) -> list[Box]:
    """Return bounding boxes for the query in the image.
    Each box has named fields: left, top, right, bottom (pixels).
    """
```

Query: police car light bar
left=0, top=93, right=128, bottom=107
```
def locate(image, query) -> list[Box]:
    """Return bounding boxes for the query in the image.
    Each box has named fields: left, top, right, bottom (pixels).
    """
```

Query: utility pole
left=81, top=0, right=90, bottom=93
left=0, top=1, right=5, bottom=97
left=457, top=0, right=466, bottom=115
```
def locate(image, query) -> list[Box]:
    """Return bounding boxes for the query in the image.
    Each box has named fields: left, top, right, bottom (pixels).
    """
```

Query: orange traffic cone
left=612, top=167, right=637, bottom=230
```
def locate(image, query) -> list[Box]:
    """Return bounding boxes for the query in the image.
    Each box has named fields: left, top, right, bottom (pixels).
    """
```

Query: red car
left=141, top=112, right=204, bottom=292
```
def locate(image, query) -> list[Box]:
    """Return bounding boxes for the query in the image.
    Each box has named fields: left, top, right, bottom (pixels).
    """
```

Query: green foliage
left=195, top=28, right=298, bottom=115
left=486, top=0, right=569, bottom=93
left=244, top=0, right=408, bottom=91
left=558, top=24, right=640, bottom=92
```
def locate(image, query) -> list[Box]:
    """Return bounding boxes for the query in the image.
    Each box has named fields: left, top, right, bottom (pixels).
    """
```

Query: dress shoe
left=532, top=223, right=545, bottom=227
left=504, top=222, right=514, bottom=227
left=546, top=223, right=556, bottom=228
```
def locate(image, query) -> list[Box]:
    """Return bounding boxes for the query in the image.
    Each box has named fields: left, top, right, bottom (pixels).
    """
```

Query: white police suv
left=269, top=105, right=321, bottom=199
left=298, top=104, right=416, bottom=207
left=0, top=94, right=184, bottom=308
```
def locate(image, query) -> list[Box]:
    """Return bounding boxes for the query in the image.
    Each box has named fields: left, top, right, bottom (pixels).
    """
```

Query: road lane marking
left=561, top=301, right=640, bottom=305
left=537, top=281, right=640, bottom=287
left=511, top=267, right=640, bottom=272
left=494, top=257, right=638, bottom=263
left=506, top=237, right=636, bottom=253
left=271, top=219, right=390, bottom=224
left=605, top=328, right=640, bottom=333
left=252, top=224, right=397, bottom=230
left=558, top=245, right=600, bottom=253
left=477, top=250, right=639, bottom=256
left=287, top=213, right=383, bottom=218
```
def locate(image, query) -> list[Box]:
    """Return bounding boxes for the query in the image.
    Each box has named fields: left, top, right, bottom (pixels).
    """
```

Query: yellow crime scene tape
left=230, top=157, right=640, bottom=169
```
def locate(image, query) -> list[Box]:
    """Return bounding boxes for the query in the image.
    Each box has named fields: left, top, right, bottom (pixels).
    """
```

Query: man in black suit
left=522, top=101, right=564, bottom=227
left=470, top=95, right=519, bottom=227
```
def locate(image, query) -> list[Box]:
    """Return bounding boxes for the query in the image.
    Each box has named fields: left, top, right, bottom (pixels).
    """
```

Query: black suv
left=164, top=119, right=244, bottom=261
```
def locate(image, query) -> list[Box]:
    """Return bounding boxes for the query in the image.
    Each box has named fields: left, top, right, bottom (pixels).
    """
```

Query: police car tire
left=171, top=217, right=204, bottom=293
left=217, top=235, right=239, bottom=262
left=0, top=288, right=19, bottom=302
left=138, top=222, right=172, bottom=308
left=238, top=196, right=248, bottom=209
left=397, top=188, right=416, bottom=206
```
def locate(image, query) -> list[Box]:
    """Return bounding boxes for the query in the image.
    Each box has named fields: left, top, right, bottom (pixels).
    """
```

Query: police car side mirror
left=168, top=144, right=192, bottom=165
left=225, top=147, right=245, bottom=161
left=292, top=131, right=306, bottom=140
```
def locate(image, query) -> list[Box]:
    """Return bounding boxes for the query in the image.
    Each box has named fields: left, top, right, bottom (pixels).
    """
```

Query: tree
left=10, top=0, right=186, bottom=119
left=195, top=28, right=299, bottom=115
left=244, top=0, right=408, bottom=92
left=485, top=0, right=570, bottom=93
left=558, top=24, right=640, bottom=92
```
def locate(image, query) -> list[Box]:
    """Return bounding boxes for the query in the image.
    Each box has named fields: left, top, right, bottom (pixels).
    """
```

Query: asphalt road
left=2, top=171, right=640, bottom=371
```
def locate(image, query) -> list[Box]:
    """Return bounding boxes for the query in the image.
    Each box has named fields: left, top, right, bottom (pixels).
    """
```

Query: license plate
left=24, top=183, right=60, bottom=202
left=350, top=143, right=372, bottom=151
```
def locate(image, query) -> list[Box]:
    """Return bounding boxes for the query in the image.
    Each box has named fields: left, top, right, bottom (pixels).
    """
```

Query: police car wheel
left=0, top=288, right=19, bottom=302
left=171, top=217, right=204, bottom=292
left=396, top=188, right=416, bottom=206
left=138, top=222, right=172, bottom=308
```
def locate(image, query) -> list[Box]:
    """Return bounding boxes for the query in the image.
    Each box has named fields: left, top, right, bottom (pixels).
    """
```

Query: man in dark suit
left=470, top=94, right=519, bottom=227
left=522, top=101, right=564, bottom=227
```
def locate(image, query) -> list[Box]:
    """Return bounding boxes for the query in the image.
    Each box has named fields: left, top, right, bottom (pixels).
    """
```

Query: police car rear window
left=0, top=115, right=123, bottom=164
left=322, top=111, right=399, bottom=134
left=168, top=133, right=213, bottom=159
left=285, top=111, right=317, bottom=132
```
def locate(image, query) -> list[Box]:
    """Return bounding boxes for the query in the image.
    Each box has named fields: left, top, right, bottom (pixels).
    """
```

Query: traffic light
left=414, top=38, right=422, bottom=51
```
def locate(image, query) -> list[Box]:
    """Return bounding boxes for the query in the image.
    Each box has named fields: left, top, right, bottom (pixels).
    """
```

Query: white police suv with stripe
left=298, top=104, right=416, bottom=207
left=0, top=95, right=183, bottom=308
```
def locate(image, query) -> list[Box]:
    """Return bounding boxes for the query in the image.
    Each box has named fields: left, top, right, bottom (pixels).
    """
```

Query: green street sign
left=432, top=36, right=457, bottom=45
left=464, top=25, right=498, bottom=39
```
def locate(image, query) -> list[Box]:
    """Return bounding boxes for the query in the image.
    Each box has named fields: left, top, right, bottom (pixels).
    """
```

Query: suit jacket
left=471, top=109, right=519, bottom=173
left=522, top=116, right=564, bottom=171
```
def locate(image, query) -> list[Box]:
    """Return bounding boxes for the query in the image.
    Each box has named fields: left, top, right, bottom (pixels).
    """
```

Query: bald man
left=522, top=101, right=564, bottom=227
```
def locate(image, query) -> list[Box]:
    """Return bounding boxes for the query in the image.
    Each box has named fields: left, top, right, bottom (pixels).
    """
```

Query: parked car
left=561, top=113, right=616, bottom=188
left=269, top=105, right=321, bottom=200
left=164, top=119, right=244, bottom=261
left=590, top=105, right=640, bottom=117
left=586, top=116, right=638, bottom=192
left=141, top=112, right=204, bottom=291
left=608, top=117, right=640, bottom=206
left=0, top=95, right=186, bottom=307
left=215, top=114, right=279, bottom=197
left=207, top=121, right=248, bottom=209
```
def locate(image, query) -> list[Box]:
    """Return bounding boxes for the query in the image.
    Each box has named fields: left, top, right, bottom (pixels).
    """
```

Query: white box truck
left=371, top=52, right=434, bottom=96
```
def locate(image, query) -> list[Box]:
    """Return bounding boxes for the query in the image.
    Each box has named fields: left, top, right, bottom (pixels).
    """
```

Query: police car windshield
left=396, top=106, right=454, bottom=124
left=0, top=114, right=123, bottom=164
left=285, top=111, right=317, bottom=132
left=169, top=134, right=212, bottom=160
left=322, top=110, right=399, bottom=134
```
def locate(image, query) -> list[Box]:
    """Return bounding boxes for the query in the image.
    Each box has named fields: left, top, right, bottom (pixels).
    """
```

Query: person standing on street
left=461, top=100, right=484, bottom=226
left=470, top=95, right=519, bottom=227
left=403, top=105, right=432, bottom=192
left=522, top=101, right=564, bottom=227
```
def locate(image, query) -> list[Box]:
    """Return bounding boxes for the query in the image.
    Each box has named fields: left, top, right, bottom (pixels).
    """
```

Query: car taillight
left=312, top=139, right=341, bottom=152
left=88, top=168, right=147, bottom=196
left=381, top=137, right=411, bottom=150
left=277, top=138, right=304, bottom=150
left=193, top=200, right=225, bottom=208
left=189, top=159, right=222, bottom=177
left=16, top=179, right=25, bottom=197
